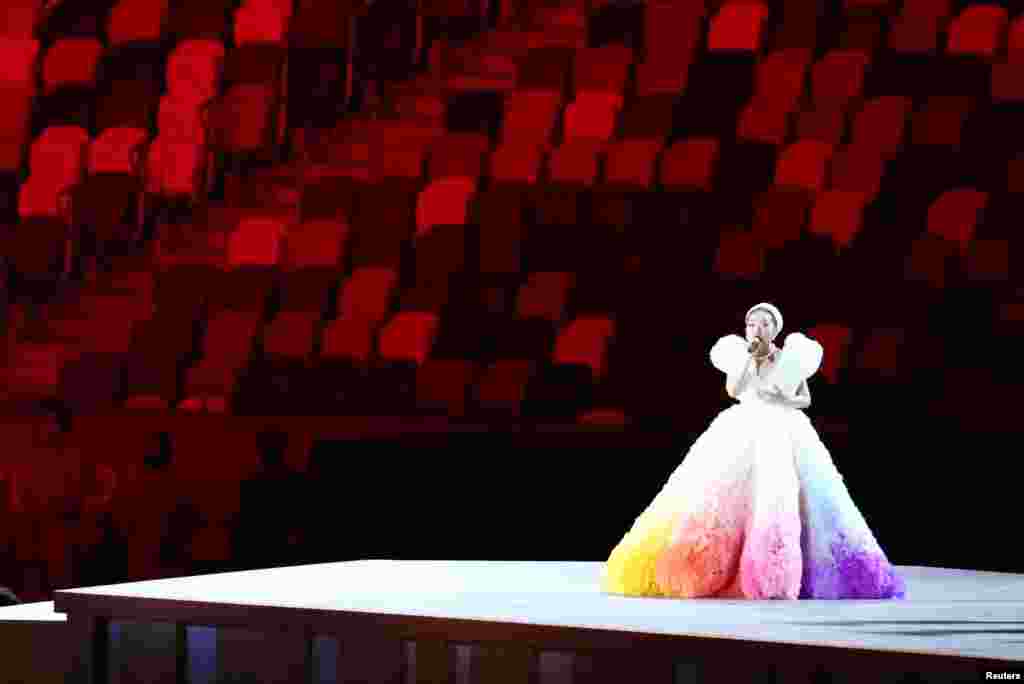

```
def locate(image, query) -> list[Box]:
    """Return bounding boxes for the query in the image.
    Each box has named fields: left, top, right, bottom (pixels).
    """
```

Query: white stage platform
left=0, top=601, right=70, bottom=684
left=52, top=561, right=1024, bottom=684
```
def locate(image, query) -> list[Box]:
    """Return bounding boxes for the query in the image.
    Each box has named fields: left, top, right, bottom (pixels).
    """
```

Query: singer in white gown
left=602, top=303, right=906, bottom=600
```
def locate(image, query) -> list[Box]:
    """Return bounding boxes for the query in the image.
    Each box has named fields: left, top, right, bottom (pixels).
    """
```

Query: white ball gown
left=602, top=332, right=906, bottom=600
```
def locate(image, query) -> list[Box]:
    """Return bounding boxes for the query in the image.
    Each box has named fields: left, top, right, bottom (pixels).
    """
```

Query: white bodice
left=736, top=364, right=784, bottom=406
left=711, top=332, right=822, bottom=403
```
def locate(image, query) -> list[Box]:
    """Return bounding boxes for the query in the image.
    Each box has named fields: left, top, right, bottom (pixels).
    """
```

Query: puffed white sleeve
left=709, top=334, right=749, bottom=377
left=766, top=332, right=824, bottom=396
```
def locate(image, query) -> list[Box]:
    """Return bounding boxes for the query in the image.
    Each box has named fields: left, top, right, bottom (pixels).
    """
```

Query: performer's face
left=745, top=310, right=776, bottom=343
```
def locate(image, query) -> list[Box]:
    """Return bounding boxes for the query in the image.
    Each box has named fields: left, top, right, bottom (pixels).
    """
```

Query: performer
left=0, top=586, right=20, bottom=606
left=602, top=303, right=905, bottom=600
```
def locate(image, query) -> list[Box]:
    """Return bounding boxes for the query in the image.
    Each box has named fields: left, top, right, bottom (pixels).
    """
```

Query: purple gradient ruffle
left=799, top=530, right=907, bottom=600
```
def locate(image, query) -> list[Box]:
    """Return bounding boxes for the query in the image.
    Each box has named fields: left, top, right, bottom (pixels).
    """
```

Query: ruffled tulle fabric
left=602, top=334, right=905, bottom=601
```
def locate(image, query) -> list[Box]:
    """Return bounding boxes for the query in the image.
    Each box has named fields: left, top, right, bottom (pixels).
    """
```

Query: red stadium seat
left=644, top=2, right=703, bottom=65
left=1007, top=156, right=1024, bottom=193
left=635, top=55, right=692, bottom=97
left=965, top=239, right=1010, bottom=283
left=553, top=316, right=615, bottom=379
left=828, top=144, right=884, bottom=198
left=841, top=13, right=884, bottom=53
left=3, top=343, right=72, bottom=401
left=166, top=0, right=235, bottom=41
left=282, top=218, right=347, bottom=269
left=94, top=77, right=161, bottom=133
left=925, top=188, right=987, bottom=251
left=248, top=0, right=295, bottom=23
left=754, top=48, right=813, bottom=112
left=201, top=310, right=263, bottom=362
left=393, top=89, right=446, bottom=124
left=41, top=39, right=103, bottom=95
left=266, top=220, right=345, bottom=357
left=211, top=83, right=279, bottom=154
left=516, top=46, right=576, bottom=93
left=660, top=138, right=719, bottom=191
left=88, top=127, right=149, bottom=175
left=562, top=92, right=622, bottom=143
left=17, top=178, right=67, bottom=218
left=708, top=1, right=769, bottom=53
left=158, top=96, right=207, bottom=142
left=145, top=137, right=207, bottom=198
left=474, top=359, right=535, bottom=416
left=888, top=0, right=952, bottom=54
left=810, top=190, right=868, bottom=250
left=810, top=51, right=868, bottom=110
left=618, top=94, right=675, bottom=141
left=263, top=312, right=319, bottom=359
left=107, top=0, right=170, bottom=46
left=4, top=0, right=41, bottom=39
left=904, top=233, right=956, bottom=288
left=415, top=358, right=476, bottom=417
left=416, top=177, right=475, bottom=237
left=853, top=327, right=906, bottom=376
left=737, top=100, right=792, bottom=146
left=992, top=20, right=1024, bottom=99
left=427, top=132, right=490, bottom=181
left=321, top=318, right=376, bottom=362
left=795, top=105, right=847, bottom=145
left=807, top=323, right=852, bottom=385
left=603, top=138, right=662, bottom=188
left=992, top=63, right=1024, bottom=101
left=28, top=126, right=90, bottom=189
left=234, top=2, right=290, bottom=45
left=0, top=38, right=41, bottom=87
left=167, top=39, right=226, bottom=104
left=289, top=0, right=357, bottom=49
left=489, top=141, right=545, bottom=184
left=0, top=85, right=33, bottom=173
left=850, top=96, right=911, bottom=161
left=179, top=370, right=236, bottom=413
left=946, top=5, right=1007, bottom=58
left=336, top=267, right=398, bottom=326
left=48, top=293, right=143, bottom=353
left=751, top=187, right=813, bottom=249
left=573, top=45, right=632, bottom=96
left=227, top=215, right=286, bottom=266
left=548, top=139, right=603, bottom=185
left=378, top=312, right=440, bottom=364
left=223, top=42, right=288, bottom=89
left=515, top=272, right=575, bottom=322
left=378, top=123, right=439, bottom=179
left=775, top=140, right=834, bottom=192
left=501, top=90, right=562, bottom=147
left=909, top=96, right=973, bottom=148
left=773, top=0, right=819, bottom=52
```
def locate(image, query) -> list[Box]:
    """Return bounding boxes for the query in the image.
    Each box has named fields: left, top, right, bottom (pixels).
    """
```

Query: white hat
left=746, top=302, right=783, bottom=339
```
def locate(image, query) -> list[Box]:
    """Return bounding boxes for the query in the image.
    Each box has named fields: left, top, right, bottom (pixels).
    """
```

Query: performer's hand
left=757, top=385, right=789, bottom=403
